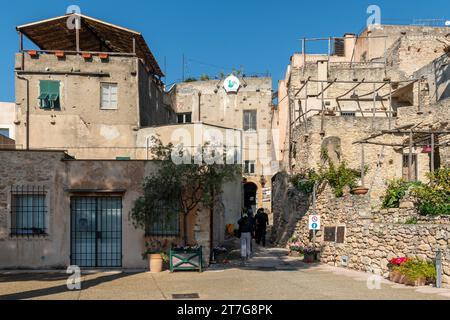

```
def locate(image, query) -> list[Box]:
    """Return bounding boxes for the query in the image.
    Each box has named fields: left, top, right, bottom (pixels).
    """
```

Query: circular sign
left=223, top=74, right=240, bottom=93
left=311, top=223, right=318, bottom=229
left=312, top=216, right=318, bottom=222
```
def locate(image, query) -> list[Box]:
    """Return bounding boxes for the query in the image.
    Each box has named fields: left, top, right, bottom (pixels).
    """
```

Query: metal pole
left=408, top=130, right=413, bottom=181
left=372, top=83, right=376, bottom=131
left=302, top=38, right=306, bottom=76
left=304, top=82, right=308, bottom=133
left=417, top=80, right=422, bottom=114
left=388, top=83, right=392, bottom=129
left=436, top=249, right=442, bottom=288
left=431, top=133, right=435, bottom=173
left=132, top=38, right=136, bottom=54
left=19, top=32, right=23, bottom=51
left=361, top=144, right=365, bottom=187
left=320, top=82, right=325, bottom=135
left=75, top=15, right=80, bottom=53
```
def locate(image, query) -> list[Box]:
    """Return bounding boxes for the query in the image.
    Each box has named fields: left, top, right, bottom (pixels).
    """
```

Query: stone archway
left=243, top=182, right=258, bottom=210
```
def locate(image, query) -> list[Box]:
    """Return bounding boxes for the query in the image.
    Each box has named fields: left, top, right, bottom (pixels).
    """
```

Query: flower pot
left=148, top=253, right=163, bottom=273
left=304, top=253, right=316, bottom=263
left=404, top=276, right=426, bottom=287
left=389, top=271, right=402, bottom=283
left=351, top=187, right=369, bottom=195
left=289, top=251, right=301, bottom=257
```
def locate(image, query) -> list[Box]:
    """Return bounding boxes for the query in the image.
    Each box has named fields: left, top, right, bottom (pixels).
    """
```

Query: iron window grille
left=10, top=186, right=47, bottom=237
left=146, top=200, right=180, bottom=237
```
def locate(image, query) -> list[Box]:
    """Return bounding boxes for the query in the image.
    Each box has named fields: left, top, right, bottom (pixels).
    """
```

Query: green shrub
left=394, top=259, right=436, bottom=282
left=382, top=179, right=421, bottom=209
left=412, top=167, right=450, bottom=216
left=290, top=169, right=320, bottom=194
left=404, top=217, right=418, bottom=225
left=322, top=161, right=360, bottom=197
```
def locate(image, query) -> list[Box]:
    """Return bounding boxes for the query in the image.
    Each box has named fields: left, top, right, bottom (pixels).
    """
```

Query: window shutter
left=324, top=226, right=336, bottom=242
left=336, top=226, right=345, bottom=243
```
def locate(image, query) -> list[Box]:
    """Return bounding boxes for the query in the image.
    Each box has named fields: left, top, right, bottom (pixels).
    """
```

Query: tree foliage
left=130, top=136, right=241, bottom=240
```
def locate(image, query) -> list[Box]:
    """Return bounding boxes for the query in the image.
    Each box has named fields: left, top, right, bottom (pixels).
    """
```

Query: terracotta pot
left=389, top=271, right=403, bottom=283
left=148, top=254, right=163, bottom=273
left=304, top=253, right=315, bottom=263
left=289, top=251, right=301, bottom=257
left=351, top=187, right=369, bottom=195
left=404, top=276, right=426, bottom=287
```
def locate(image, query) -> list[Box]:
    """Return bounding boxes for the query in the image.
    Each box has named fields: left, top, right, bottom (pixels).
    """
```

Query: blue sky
left=0, top=0, right=449, bottom=101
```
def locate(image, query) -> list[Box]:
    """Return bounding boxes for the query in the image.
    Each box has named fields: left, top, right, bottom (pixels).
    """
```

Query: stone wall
left=270, top=172, right=310, bottom=245
left=287, top=185, right=450, bottom=287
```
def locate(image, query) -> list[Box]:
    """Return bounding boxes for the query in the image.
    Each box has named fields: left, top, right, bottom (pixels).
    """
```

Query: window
left=177, top=113, right=192, bottom=124
left=324, top=226, right=345, bottom=243
left=39, top=80, right=60, bottom=109
left=101, top=83, right=118, bottom=110
left=146, top=200, right=180, bottom=236
left=243, top=110, right=257, bottom=131
left=10, top=186, right=47, bottom=236
left=402, top=154, right=418, bottom=181
left=0, top=128, right=9, bottom=138
left=244, top=160, right=256, bottom=175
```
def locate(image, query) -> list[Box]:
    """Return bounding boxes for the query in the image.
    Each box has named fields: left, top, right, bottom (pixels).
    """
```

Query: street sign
left=308, top=215, right=321, bottom=230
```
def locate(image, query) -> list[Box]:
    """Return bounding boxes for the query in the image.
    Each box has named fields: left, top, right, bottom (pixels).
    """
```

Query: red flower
left=389, top=257, right=408, bottom=266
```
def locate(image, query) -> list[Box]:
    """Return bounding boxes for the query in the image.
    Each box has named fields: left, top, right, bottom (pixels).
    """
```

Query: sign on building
left=308, top=215, right=321, bottom=230
left=223, top=74, right=240, bottom=93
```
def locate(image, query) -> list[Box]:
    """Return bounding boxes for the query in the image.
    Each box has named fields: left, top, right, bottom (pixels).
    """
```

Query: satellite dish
left=445, top=20, right=450, bottom=26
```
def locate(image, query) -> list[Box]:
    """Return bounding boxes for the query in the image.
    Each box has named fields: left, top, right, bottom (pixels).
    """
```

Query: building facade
left=167, top=77, right=276, bottom=215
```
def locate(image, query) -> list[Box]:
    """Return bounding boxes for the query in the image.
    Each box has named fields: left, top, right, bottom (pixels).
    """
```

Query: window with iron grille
left=10, top=186, right=47, bottom=237
left=146, top=200, right=180, bottom=236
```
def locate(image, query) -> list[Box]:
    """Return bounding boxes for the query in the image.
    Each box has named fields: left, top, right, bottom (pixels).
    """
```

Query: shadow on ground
left=0, top=272, right=133, bottom=300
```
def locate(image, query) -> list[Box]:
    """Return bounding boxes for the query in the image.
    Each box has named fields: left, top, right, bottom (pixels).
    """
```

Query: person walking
left=238, top=212, right=254, bottom=261
left=255, top=208, right=269, bottom=247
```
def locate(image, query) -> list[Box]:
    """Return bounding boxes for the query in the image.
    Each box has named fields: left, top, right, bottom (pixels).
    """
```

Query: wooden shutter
left=324, top=226, right=336, bottom=242
left=336, top=226, right=345, bottom=243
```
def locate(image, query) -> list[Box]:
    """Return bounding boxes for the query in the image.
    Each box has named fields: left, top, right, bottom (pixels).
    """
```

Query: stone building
left=273, top=24, right=450, bottom=203
left=167, top=77, right=277, bottom=214
left=0, top=150, right=241, bottom=268
left=14, top=14, right=172, bottom=159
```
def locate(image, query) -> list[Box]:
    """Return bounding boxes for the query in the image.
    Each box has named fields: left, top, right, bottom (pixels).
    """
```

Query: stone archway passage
left=244, top=182, right=258, bottom=210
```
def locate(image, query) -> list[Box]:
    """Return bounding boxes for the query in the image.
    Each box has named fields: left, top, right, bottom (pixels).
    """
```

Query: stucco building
left=166, top=77, right=277, bottom=215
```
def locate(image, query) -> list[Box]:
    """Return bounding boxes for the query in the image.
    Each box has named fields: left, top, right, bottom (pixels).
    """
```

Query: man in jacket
left=255, top=208, right=269, bottom=247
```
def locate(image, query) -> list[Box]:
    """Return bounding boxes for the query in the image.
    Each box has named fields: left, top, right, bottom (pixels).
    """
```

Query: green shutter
left=39, top=80, right=60, bottom=109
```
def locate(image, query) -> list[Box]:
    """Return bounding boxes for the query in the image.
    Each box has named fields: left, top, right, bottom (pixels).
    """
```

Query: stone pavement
left=1, top=247, right=450, bottom=300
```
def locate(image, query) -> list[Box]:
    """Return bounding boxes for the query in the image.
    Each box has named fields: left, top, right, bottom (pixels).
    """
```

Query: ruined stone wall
left=290, top=186, right=450, bottom=287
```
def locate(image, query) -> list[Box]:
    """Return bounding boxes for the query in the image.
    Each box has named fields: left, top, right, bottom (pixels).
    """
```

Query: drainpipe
left=17, top=75, right=30, bottom=150
left=198, top=91, right=202, bottom=122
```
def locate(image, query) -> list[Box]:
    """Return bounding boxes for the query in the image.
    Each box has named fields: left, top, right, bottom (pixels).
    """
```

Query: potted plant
left=288, top=238, right=303, bottom=257
left=387, top=257, right=408, bottom=283
left=303, top=246, right=318, bottom=263
left=143, top=240, right=169, bottom=273
left=395, top=259, right=436, bottom=287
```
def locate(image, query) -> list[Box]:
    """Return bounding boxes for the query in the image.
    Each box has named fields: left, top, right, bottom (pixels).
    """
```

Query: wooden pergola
left=353, top=123, right=450, bottom=185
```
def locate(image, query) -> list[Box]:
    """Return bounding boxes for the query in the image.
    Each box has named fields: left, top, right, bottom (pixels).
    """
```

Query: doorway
left=244, top=182, right=258, bottom=210
left=70, top=196, right=122, bottom=267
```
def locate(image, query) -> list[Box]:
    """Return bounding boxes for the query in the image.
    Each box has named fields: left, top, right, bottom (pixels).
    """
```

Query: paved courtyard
left=1, top=248, right=450, bottom=300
